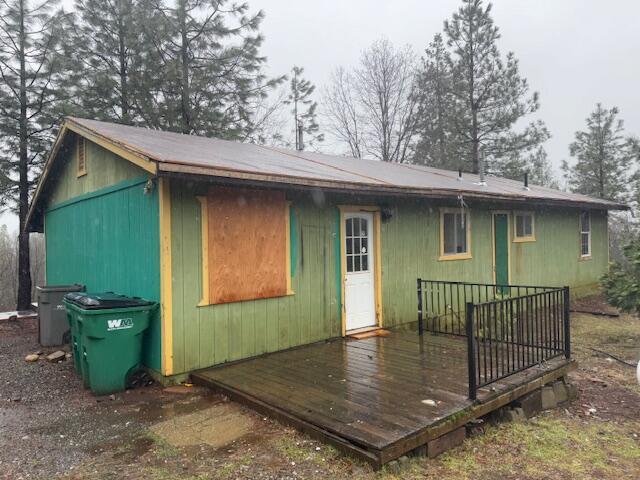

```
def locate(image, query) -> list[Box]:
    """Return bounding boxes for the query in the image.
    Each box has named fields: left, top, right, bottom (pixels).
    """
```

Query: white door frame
left=339, top=206, right=382, bottom=335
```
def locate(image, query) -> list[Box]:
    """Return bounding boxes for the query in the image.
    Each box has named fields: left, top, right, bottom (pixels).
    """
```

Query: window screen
left=206, top=187, right=289, bottom=304
left=442, top=211, right=468, bottom=255
left=515, top=213, right=534, bottom=239
left=580, top=211, right=591, bottom=257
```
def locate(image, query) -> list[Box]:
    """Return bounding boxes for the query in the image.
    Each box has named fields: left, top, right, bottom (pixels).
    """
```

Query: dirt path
left=1, top=310, right=639, bottom=479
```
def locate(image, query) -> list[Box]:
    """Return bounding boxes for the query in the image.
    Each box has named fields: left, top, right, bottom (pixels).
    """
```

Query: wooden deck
left=193, top=330, right=575, bottom=467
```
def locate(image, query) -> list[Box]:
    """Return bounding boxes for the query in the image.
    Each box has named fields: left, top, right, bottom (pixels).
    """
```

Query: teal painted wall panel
left=45, top=179, right=161, bottom=369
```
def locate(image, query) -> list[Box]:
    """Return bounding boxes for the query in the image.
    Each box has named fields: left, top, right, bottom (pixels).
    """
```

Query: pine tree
left=71, top=0, right=153, bottom=124
left=0, top=0, right=70, bottom=309
left=285, top=66, right=322, bottom=150
left=144, top=0, right=282, bottom=139
left=413, top=34, right=461, bottom=169
left=499, top=147, right=557, bottom=188
left=562, top=104, right=638, bottom=202
left=435, top=0, right=548, bottom=173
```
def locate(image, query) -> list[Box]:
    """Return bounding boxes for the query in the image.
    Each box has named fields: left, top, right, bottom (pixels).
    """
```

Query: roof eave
left=157, top=163, right=628, bottom=211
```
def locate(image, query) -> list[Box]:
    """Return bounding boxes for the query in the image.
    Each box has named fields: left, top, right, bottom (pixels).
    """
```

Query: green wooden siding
left=169, top=182, right=341, bottom=375
left=494, top=213, right=509, bottom=288
left=509, top=209, right=608, bottom=292
left=379, top=201, right=495, bottom=327
left=169, top=188, right=609, bottom=374
left=44, top=140, right=161, bottom=370
left=48, top=136, right=145, bottom=206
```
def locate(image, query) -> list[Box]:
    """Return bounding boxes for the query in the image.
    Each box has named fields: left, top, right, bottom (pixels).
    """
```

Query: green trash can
left=63, top=292, right=157, bottom=395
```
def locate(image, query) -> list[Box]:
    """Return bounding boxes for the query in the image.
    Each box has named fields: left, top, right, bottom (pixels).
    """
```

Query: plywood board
left=207, top=186, right=287, bottom=304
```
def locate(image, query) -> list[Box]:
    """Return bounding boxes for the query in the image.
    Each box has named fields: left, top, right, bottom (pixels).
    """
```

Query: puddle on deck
left=150, top=401, right=256, bottom=448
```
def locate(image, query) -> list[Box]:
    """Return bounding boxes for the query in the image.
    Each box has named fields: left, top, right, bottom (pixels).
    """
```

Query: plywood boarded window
left=77, top=137, right=87, bottom=177
left=200, top=187, right=291, bottom=305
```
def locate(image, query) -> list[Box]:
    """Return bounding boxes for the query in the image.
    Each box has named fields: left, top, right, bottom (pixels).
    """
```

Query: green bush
left=602, top=239, right=640, bottom=313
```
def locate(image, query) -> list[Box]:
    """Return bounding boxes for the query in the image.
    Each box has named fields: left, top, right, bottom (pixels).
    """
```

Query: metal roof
left=27, top=117, right=627, bottom=231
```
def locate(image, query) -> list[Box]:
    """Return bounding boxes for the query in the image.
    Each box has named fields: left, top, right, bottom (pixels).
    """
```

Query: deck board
left=193, top=330, right=573, bottom=466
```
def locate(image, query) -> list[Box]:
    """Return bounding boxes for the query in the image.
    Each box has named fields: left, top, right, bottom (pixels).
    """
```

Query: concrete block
left=566, top=383, right=578, bottom=401
left=541, top=386, right=557, bottom=410
left=553, top=380, right=569, bottom=404
left=46, top=350, right=66, bottom=363
left=504, top=407, right=526, bottom=423
left=513, top=389, right=542, bottom=418
left=427, top=426, right=466, bottom=459
left=386, top=460, right=400, bottom=473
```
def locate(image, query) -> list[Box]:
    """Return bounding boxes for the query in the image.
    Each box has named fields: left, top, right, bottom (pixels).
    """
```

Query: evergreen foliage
left=0, top=0, right=71, bottom=309
left=414, top=0, right=549, bottom=179
left=70, top=0, right=151, bottom=124
left=139, top=0, right=283, bottom=139
left=285, top=66, right=322, bottom=150
left=562, top=104, right=638, bottom=202
left=602, top=239, right=640, bottom=314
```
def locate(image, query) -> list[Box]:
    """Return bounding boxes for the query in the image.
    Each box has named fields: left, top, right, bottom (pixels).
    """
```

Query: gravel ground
left=0, top=317, right=224, bottom=479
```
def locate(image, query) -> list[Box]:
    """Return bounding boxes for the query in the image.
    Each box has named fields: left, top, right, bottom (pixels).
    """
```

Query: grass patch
left=428, top=416, right=640, bottom=480
left=144, top=431, right=181, bottom=460
left=213, top=454, right=252, bottom=480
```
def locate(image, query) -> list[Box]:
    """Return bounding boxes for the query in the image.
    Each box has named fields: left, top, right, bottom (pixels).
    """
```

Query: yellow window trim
left=197, top=194, right=294, bottom=308
left=512, top=210, right=535, bottom=243
left=197, top=196, right=210, bottom=306
left=338, top=205, right=383, bottom=337
left=76, top=137, right=87, bottom=178
left=285, top=201, right=294, bottom=295
left=438, top=207, right=472, bottom=261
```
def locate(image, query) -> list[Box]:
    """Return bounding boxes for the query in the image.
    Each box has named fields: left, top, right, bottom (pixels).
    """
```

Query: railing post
left=417, top=278, right=424, bottom=335
left=563, top=286, right=571, bottom=359
left=466, top=302, right=477, bottom=401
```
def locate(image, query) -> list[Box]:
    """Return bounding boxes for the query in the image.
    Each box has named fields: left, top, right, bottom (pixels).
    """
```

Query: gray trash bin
left=36, top=285, right=85, bottom=346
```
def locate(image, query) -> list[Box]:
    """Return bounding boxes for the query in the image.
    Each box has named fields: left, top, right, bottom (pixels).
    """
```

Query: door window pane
left=345, top=215, right=371, bottom=272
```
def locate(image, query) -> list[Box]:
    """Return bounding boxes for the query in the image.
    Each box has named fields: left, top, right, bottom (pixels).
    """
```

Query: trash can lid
left=63, top=292, right=155, bottom=310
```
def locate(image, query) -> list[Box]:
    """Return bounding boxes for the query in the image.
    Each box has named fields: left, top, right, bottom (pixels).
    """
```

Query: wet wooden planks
left=193, top=330, right=573, bottom=466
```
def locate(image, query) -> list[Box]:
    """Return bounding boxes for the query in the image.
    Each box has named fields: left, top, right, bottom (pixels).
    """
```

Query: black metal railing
left=417, top=279, right=554, bottom=336
left=417, top=279, right=571, bottom=400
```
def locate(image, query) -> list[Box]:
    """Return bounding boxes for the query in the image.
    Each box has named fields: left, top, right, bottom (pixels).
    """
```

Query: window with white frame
left=441, top=209, right=470, bottom=258
left=580, top=211, right=591, bottom=257
left=514, top=212, right=535, bottom=241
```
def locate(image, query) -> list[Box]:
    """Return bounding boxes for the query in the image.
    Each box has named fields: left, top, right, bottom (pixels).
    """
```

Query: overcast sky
left=4, top=0, right=639, bottom=231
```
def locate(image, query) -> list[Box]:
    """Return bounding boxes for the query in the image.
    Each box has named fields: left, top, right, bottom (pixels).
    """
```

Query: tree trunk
left=468, top=14, right=479, bottom=174
left=17, top=0, right=32, bottom=310
left=179, top=2, right=190, bottom=134
left=118, top=5, right=129, bottom=124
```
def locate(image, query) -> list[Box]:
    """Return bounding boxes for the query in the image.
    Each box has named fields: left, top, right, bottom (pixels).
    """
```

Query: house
left=26, top=117, right=625, bottom=383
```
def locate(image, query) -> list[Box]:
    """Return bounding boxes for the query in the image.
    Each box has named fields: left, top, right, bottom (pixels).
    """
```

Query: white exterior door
left=344, top=212, right=376, bottom=332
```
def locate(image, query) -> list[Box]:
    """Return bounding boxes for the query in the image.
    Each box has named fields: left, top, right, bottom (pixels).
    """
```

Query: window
left=199, top=187, right=292, bottom=305
left=513, top=212, right=535, bottom=242
left=440, top=209, right=471, bottom=260
left=580, top=211, right=591, bottom=258
left=77, top=137, right=87, bottom=177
